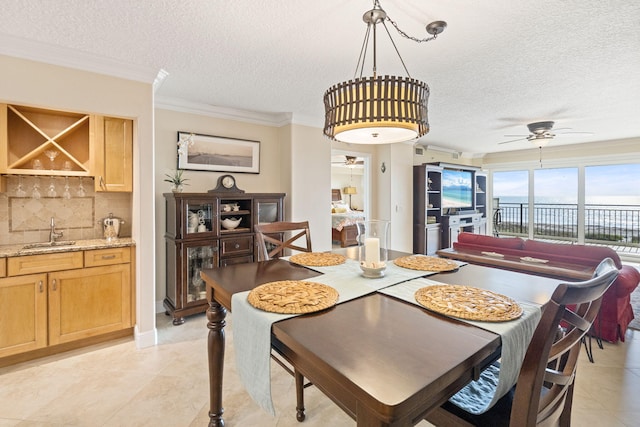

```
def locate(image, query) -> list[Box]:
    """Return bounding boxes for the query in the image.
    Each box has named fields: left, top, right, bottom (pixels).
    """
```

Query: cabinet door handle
left=234, top=243, right=240, bottom=249
left=99, top=176, right=105, bottom=189
left=39, top=280, right=44, bottom=293
left=52, top=279, right=57, bottom=291
left=101, top=254, right=117, bottom=260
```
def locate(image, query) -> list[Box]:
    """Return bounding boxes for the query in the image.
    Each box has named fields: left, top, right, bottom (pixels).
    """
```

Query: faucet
left=49, top=217, right=63, bottom=243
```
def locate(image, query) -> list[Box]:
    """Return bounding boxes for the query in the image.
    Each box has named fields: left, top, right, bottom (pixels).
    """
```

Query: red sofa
left=451, top=232, right=640, bottom=342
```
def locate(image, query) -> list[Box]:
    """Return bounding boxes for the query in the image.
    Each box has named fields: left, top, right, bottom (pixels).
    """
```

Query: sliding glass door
left=492, top=163, right=640, bottom=247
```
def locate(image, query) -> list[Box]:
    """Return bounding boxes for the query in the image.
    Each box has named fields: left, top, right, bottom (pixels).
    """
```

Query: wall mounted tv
left=442, top=168, right=474, bottom=211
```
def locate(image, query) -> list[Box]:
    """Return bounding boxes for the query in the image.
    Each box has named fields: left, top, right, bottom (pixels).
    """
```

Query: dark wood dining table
left=200, top=254, right=560, bottom=427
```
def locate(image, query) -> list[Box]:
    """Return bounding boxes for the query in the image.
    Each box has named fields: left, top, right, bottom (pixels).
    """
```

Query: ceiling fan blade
left=503, top=134, right=529, bottom=137
left=499, top=137, right=528, bottom=144
left=556, top=131, right=593, bottom=136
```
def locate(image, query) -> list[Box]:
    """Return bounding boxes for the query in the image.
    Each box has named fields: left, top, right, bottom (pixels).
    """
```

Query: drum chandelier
left=323, top=0, right=446, bottom=144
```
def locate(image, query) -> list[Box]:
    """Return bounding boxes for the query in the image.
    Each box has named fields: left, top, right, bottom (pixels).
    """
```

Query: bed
left=331, top=189, right=365, bottom=247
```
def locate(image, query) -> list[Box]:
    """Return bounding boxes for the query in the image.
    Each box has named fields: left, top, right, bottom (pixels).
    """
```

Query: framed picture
left=177, top=132, right=260, bottom=173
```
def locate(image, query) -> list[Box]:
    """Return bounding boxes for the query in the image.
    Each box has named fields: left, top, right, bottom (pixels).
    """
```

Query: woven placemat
left=414, top=284, right=523, bottom=322
left=247, top=280, right=339, bottom=314
left=394, top=255, right=459, bottom=272
left=289, top=252, right=346, bottom=267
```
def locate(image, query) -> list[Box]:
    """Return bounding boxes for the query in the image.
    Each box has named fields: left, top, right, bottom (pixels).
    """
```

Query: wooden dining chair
left=426, top=257, right=619, bottom=427
left=254, top=220, right=313, bottom=421
left=254, top=221, right=312, bottom=262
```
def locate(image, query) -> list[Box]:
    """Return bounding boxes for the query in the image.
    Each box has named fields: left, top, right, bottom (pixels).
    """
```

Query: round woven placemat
left=289, top=252, right=346, bottom=267
left=247, top=280, right=339, bottom=314
left=414, top=284, right=523, bottom=322
left=394, top=255, right=459, bottom=272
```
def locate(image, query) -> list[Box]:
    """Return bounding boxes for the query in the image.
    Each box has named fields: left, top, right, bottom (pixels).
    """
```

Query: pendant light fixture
left=323, top=0, right=446, bottom=144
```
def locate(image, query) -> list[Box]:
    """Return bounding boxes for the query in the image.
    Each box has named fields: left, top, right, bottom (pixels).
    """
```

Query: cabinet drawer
left=8, top=251, right=83, bottom=276
left=220, top=255, right=253, bottom=267
left=0, top=258, right=6, bottom=278
left=220, top=235, right=253, bottom=257
left=84, top=247, right=131, bottom=267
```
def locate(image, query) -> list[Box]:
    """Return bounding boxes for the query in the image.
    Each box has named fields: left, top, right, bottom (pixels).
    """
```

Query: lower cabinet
left=49, top=264, right=131, bottom=345
left=0, top=273, right=48, bottom=358
left=0, top=246, right=133, bottom=361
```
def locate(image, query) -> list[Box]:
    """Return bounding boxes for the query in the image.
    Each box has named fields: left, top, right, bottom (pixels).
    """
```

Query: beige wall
left=1, top=54, right=157, bottom=348
left=154, top=108, right=283, bottom=305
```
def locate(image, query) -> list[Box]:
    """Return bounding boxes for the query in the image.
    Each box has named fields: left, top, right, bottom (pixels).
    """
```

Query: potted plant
left=164, top=169, right=189, bottom=192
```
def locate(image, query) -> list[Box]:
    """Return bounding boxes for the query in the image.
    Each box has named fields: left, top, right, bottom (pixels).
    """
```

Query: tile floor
left=0, top=313, right=638, bottom=426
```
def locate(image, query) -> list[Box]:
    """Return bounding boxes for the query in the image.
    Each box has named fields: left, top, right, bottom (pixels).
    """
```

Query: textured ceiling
left=1, top=0, right=639, bottom=155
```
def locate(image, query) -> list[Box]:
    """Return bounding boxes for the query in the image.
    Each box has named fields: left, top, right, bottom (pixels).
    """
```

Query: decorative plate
left=394, top=255, right=459, bottom=272
left=414, top=284, right=523, bottom=322
left=289, top=252, right=346, bottom=267
left=247, top=280, right=339, bottom=314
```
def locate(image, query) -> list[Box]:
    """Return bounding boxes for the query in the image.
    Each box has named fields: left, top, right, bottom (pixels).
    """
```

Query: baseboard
left=134, top=324, right=157, bottom=349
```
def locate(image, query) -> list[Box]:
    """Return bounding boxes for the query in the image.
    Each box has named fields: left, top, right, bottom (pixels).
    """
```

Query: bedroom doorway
left=331, top=150, right=371, bottom=248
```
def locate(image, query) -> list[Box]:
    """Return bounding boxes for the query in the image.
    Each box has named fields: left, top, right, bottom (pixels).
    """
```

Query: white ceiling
left=1, top=0, right=639, bottom=156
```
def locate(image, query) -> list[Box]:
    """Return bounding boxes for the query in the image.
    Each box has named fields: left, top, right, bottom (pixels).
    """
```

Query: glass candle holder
left=357, top=219, right=390, bottom=278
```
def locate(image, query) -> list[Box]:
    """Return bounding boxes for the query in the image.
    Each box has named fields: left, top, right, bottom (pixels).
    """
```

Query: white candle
left=365, top=237, right=380, bottom=266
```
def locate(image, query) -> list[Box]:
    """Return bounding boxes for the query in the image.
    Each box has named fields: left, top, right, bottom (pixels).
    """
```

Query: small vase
left=171, top=184, right=183, bottom=193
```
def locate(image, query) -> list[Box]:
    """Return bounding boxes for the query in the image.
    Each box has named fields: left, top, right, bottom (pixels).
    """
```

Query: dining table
left=200, top=251, right=561, bottom=427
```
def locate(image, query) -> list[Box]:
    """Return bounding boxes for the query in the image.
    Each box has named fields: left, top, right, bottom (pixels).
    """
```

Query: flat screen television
left=442, top=169, right=474, bottom=210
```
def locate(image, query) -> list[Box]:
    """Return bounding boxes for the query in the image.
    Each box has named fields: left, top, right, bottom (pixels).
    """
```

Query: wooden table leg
left=207, top=299, right=227, bottom=427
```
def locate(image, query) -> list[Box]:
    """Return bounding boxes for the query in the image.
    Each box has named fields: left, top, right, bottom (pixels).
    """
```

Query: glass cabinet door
left=253, top=197, right=283, bottom=226
left=184, top=242, right=218, bottom=304
left=184, top=199, right=216, bottom=236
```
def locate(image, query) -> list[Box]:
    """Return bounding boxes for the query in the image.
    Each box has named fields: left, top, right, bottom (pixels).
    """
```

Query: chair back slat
left=510, top=257, right=618, bottom=426
left=254, top=221, right=312, bottom=261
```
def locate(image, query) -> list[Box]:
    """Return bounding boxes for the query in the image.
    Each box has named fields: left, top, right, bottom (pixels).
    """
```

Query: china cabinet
left=164, top=190, right=285, bottom=324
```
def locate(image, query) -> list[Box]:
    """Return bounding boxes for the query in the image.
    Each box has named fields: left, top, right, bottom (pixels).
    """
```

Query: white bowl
left=221, top=218, right=241, bottom=230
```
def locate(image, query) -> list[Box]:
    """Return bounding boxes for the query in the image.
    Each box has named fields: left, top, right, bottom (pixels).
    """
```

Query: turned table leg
left=207, top=299, right=227, bottom=427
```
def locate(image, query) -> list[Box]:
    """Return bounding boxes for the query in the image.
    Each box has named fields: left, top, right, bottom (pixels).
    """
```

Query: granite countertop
left=0, top=238, right=135, bottom=258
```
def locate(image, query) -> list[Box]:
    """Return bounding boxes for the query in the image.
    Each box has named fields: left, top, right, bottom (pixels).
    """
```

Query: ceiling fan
left=499, top=121, right=592, bottom=147
left=331, top=155, right=364, bottom=166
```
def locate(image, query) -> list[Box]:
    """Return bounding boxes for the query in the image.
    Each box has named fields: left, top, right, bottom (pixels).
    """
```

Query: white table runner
left=231, top=258, right=441, bottom=415
left=378, top=277, right=542, bottom=414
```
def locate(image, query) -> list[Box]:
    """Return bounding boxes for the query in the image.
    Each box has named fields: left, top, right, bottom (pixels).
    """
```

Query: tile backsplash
left=0, top=175, right=132, bottom=245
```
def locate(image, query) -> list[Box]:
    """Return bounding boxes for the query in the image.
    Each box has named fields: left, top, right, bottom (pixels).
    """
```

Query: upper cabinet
left=92, top=116, right=133, bottom=192
left=0, top=103, right=133, bottom=192
left=0, top=104, right=91, bottom=176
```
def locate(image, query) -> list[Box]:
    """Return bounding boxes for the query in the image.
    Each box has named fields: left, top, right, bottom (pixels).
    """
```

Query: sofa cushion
left=457, top=232, right=525, bottom=250
left=522, top=240, right=622, bottom=269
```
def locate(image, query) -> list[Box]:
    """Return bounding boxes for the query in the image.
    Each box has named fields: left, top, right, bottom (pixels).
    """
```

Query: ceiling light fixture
left=323, top=0, right=446, bottom=144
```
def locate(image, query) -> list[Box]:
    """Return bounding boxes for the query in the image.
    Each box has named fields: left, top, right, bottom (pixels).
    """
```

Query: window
left=533, top=168, right=578, bottom=241
left=585, top=164, right=640, bottom=244
left=493, top=170, right=529, bottom=235
left=492, top=163, right=640, bottom=247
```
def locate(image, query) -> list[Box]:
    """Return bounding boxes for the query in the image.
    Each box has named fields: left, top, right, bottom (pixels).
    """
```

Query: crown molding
left=0, top=32, right=159, bottom=84
left=154, top=96, right=294, bottom=127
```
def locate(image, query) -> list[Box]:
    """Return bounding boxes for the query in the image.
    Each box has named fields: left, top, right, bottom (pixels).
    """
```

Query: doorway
left=330, top=150, right=371, bottom=247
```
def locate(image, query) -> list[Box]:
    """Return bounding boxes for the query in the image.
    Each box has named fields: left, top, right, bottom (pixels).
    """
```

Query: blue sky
left=493, top=164, right=640, bottom=204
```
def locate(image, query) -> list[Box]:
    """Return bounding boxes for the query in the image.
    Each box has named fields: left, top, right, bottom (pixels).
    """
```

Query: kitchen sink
left=21, top=241, right=77, bottom=250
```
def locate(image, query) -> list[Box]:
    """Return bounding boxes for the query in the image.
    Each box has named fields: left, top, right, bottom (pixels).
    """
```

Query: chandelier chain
left=385, top=15, right=439, bottom=44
